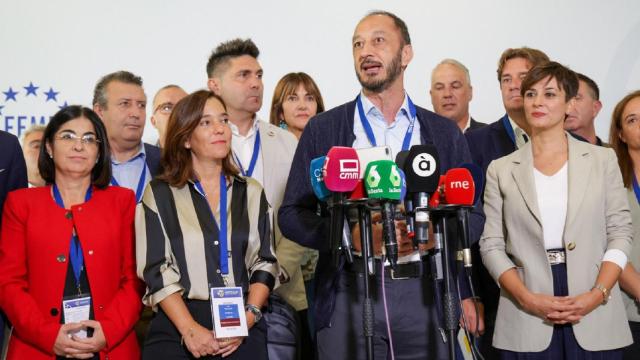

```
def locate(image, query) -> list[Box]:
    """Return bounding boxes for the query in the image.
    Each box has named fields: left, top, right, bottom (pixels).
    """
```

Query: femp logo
left=1, top=82, right=68, bottom=137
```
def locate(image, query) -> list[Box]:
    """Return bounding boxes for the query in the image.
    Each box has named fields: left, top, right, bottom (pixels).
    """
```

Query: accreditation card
left=209, top=287, right=248, bottom=338
left=62, top=295, right=91, bottom=339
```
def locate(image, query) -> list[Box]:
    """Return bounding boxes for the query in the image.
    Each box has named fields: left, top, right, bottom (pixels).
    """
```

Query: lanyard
left=356, top=94, right=417, bottom=151
left=233, top=131, right=261, bottom=177
left=111, top=163, right=147, bottom=203
left=194, top=172, right=229, bottom=275
left=53, top=184, right=92, bottom=288
left=501, top=114, right=517, bottom=145
left=633, top=174, right=640, bottom=205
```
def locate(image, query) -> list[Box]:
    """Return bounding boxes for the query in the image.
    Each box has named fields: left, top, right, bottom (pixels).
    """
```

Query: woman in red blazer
left=0, top=106, right=142, bottom=359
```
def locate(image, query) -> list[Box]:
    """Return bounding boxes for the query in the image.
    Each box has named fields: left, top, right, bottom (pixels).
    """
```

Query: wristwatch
left=592, top=283, right=611, bottom=305
left=245, top=304, right=263, bottom=323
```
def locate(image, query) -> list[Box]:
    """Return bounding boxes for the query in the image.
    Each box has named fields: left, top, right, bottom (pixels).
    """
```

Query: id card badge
left=62, top=294, right=91, bottom=339
left=209, top=287, right=248, bottom=338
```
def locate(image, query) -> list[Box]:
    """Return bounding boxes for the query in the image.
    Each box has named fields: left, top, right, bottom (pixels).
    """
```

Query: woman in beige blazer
left=480, top=62, right=633, bottom=358
left=609, top=89, right=640, bottom=359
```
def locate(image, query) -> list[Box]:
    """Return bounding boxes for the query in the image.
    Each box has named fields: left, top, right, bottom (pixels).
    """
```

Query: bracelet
left=180, top=327, right=194, bottom=346
left=592, top=283, right=611, bottom=305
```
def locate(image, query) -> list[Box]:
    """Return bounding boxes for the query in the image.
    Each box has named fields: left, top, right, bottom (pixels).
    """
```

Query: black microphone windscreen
left=403, top=145, right=440, bottom=193
left=395, top=150, right=409, bottom=169
left=459, top=162, right=484, bottom=203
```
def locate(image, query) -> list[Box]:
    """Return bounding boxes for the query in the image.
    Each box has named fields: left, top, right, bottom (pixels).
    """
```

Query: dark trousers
left=143, top=300, right=267, bottom=360
left=623, top=321, right=640, bottom=360
left=500, top=264, right=622, bottom=360
left=316, top=265, right=447, bottom=360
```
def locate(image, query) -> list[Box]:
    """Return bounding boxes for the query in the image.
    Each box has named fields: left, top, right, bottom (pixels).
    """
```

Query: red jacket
left=0, top=185, right=143, bottom=359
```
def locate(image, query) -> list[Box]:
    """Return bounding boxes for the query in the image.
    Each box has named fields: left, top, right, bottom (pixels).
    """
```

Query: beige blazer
left=480, top=134, right=633, bottom=352
left=623, top=189, right=640, bottom=322
left=256, top=120, right=309, bottom=311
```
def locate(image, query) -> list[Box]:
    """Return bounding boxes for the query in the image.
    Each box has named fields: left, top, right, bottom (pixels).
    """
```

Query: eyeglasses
left=55, top=132, right=101, bottom=146
left=154, top=102, right=175, bottom=114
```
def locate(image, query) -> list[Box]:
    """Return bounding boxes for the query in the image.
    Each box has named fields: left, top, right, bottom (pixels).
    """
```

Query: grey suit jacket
left=623, top=189, right=640, bottom=322
left=256, top=120, right=308, bottom=311
left=480, top=134, right=633, bottom=352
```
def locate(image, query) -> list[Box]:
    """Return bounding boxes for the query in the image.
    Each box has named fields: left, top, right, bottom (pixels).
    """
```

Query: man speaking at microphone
left=279, top=10, right=484, bottom=360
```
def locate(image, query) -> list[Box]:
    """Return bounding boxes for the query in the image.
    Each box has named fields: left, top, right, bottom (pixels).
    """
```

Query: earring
left=279, top=120, right=288, bottom=130
left=48, top=153, right=53, bottom=159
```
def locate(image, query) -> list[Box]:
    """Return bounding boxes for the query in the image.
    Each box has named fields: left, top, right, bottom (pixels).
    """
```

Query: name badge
left=62, top=295, right=91, bottom=339
left=209, top=287, right=248, bottom=338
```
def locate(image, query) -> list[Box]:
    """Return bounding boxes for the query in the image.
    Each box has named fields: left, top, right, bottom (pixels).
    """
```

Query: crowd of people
left=0, top=9, right=639, bottom=360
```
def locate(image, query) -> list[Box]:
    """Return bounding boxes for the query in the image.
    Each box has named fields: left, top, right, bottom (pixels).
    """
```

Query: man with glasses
left=150, top=85, right=187, bottom=148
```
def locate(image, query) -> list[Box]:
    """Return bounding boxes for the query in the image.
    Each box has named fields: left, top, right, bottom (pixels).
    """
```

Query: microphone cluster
left=309, top=144, right=483, bottom=272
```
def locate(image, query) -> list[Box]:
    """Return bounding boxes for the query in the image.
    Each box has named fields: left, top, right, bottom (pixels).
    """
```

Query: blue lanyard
left=194, top=173, right=229, bottom=275
left=501, top=114, right=517, bottom=145
left=111, top=164, right=147, bottom=203
left=53, top=184, right=93, bottom=288
left=356, top=94, right=417, bottom=151
left=233, top=131, right=261, bottom=177
left=633, top=174, right=640, bottom=205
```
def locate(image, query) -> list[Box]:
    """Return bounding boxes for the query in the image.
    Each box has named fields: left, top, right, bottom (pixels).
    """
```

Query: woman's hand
left=181, top=323, right=220, bottom=358
left=52, top=323, right=95, bottom=359
left=520, top=292, right=577, bottom=323
left=72, top=320, right=107, bottom=353
left=216, top=336, right=244, bottom=358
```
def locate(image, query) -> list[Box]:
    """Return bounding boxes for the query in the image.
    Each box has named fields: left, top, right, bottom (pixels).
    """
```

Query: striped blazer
left=135, top=175, right=279, bottom=307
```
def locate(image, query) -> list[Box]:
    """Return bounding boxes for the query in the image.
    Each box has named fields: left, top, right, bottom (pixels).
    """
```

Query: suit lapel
left=564, top=135, right=591, bottom=231
left=511, top=144, right=542, bottom=226
left=257, top=121, right=276, bottom=204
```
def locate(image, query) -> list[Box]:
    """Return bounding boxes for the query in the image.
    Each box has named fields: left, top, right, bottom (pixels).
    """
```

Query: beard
left=356, top=49, right=403, bottom=93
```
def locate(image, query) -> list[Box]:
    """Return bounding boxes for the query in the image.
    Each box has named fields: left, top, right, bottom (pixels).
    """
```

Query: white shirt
left=352, top=91, right=421, bottom=159
left=508, top=116, right=529, bottom=149
left=230, top=117, right=264, bottom=186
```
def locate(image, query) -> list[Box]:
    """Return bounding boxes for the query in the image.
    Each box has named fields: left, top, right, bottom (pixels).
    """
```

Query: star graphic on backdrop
left=24, top=82, right=39, bottom=96
left=44, top=87, right=59, bottom=102
left=3, top=87, right=19, bottom=102
left=0, top=105, right=4, bottom=116
left=58, top=101, right=69, bottom=109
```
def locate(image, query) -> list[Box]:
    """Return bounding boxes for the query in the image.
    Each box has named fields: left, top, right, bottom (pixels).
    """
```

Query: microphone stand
left=431, top=208, right=459, bottom=360
left=357, top=202, right=375, bottom=360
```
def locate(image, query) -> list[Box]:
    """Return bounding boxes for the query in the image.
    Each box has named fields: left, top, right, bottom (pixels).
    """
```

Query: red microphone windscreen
left=323, top=146, right=360, bottom=192
left=444, top=168, right=475, bottom=205
left=348, top=180, right=366, bottom=201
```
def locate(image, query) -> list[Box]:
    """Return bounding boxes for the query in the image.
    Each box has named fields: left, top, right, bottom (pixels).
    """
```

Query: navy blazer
left=468, top=117, right=487, bottom=131
left=0, top=131, right=28, bottom=226
left=279, top=99, right=485, bottom=329
left=143, top=142, right=162, bottom=177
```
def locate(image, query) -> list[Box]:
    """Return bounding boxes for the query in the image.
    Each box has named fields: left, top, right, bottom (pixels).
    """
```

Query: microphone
left=403, top=145, right=440, bottom=248
left=459, top=162, right=484, bottom=204
left=443, top=168, right=475, bottom=271
left=363, top=159, right=404, bottom=269
left=395, top=151, right=414, bottom=238
left=323, top=147, right=360, bottom=267
left=309, top=156, right=331, bottom=202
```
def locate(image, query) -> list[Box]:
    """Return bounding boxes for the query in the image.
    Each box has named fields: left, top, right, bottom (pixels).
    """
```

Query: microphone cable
left=380, top=254, right=396, bottom=360
left=455, top=272, right=485, bottom=360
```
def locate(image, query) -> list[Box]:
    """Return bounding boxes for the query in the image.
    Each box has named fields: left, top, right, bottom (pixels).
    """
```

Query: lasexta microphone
left=323, top=147, right=360, bottom=267
left=364, top=160, right=404, bottom=269
left=403, top=145, right=440, bottom=247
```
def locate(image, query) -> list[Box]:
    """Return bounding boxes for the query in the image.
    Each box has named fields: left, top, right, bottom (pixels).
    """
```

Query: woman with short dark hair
left=136, top=90, right=277, bottom=359
left=0, top=105, right=142, bottom=359
left=480, top=62, right=633, bottom=358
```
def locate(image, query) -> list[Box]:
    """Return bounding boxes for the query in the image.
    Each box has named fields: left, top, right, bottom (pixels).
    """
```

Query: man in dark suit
left=430, top=58, right=486, bottom=133
left=279, top=11, right=484, bottom=360
left=92, top=71, right=162, bottom=201
left=464, top=47, right=550, bottom=359
left=0, top=130, right=28, bottom=352
left=564, top=73, right=607, bottom=146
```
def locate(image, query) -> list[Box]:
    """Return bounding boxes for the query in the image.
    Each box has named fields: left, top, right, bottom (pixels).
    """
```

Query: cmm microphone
left=323, top=147, right=360, bottom=267
left=443, top=167, right=475, bottom=271
left=364, top=159, right=404, bottom=269
left=403, top=145, right=440, bottom=248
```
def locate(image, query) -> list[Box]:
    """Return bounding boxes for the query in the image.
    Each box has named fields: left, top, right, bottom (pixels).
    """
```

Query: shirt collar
left=462, top=115, right=472, bottom=132
left=507, top=116, right=525, bottom=135
left=229, top=116, right=260, bottom=138
left=359, top=91, right=412, bottom=126
left=111, top=142, right=146, bottom=165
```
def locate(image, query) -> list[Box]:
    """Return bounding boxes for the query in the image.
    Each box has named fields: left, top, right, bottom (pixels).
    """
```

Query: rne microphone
left=404, top=145, right=440, bottom=248
left=363, top=159, right=404, bottom=270
left=443, top=167, right=475, bottom=270
left=323, top=147, right=360, bottom=267
left=459, top=162, right=484, bottom=204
